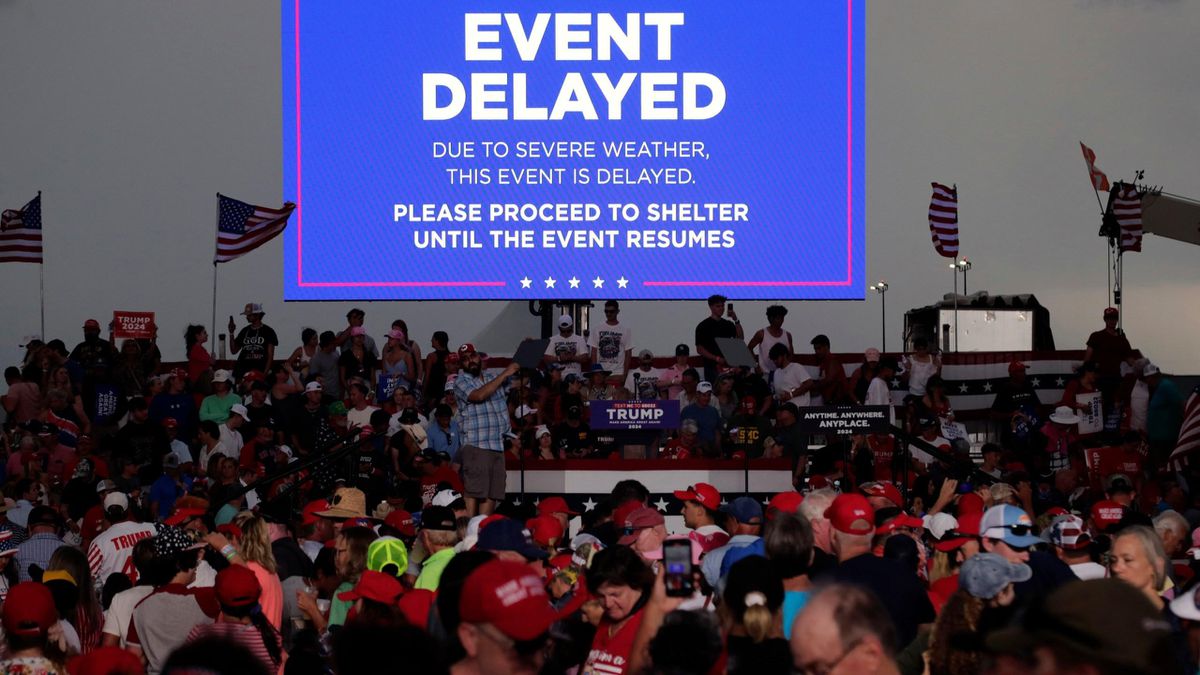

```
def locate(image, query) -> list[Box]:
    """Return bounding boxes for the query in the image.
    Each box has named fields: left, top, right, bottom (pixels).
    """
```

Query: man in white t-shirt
left=769, top=343, right=813, bottom=407
left=100, top=537, right=156, bottom=648
left=624, top=350, right=664, bottom=400
left=589, top=300, right=632, bottom=378
left=908, top=414, right=950, bottom=467
left=866, top=357, right=898, bottom=425
left=346, top=381, right=380, bottom=430
left=747, top=305, right=794, bottom=374
left=218, top=406, right=247, bottom=459
left=544, top=315, right=589, bottom=376
left=87, top=493, right=158, bottom=588
left=162, top=419, right=192, bottom=467
left=1048, top=515, right=1107, bottom=580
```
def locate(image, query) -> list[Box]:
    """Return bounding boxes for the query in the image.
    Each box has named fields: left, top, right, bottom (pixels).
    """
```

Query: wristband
left=221, top=544, right=237, bottom=560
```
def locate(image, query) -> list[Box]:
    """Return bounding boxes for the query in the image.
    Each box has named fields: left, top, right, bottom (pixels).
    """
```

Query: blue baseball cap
left=980, top=504, right=1042, bottom=549
left=476, top=518, right=549, bottom=561
left=959, top=552, right=1032, bottom=599
left=720, top=496, right=764, bottom=525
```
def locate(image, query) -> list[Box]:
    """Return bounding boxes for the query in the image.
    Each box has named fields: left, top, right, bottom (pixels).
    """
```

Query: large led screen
left=283, top=1, right=864, bottom=300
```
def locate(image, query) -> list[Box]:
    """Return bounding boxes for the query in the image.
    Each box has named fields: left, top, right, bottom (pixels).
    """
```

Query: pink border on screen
left=293, top=0, right=855, bottom=291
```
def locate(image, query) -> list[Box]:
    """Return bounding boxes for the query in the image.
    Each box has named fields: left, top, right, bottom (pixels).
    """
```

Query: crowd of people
left=0, top=297, right=1192, bottom=674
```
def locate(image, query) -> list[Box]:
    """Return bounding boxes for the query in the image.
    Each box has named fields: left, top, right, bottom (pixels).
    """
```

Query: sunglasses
left=1002, top=524, right=1033, bottom=537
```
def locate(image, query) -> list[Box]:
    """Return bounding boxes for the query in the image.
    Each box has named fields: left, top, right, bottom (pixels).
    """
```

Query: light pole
left=869, top=281, right=889, bottom=353
left=950, top=258, right=973, bottom=295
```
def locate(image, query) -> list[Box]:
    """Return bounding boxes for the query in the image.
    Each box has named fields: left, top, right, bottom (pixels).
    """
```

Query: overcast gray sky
left=0, top=0, right=1196, bottom=372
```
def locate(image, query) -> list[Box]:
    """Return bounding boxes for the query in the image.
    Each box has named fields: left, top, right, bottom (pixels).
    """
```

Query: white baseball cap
left=558, top=315, right=573, bottom=328
left=431, top=489, right=463, bottom=507
left=212, top=369, right=233, bottom=384
left=305, top=381, right=323, bottom=393
left=696, top=381, right=714, bottom=394
left=515, top=404, right=538, bottom=418
left=230, top=404, right=249, bottom=420
left=103, top=492, right=129, bottom=512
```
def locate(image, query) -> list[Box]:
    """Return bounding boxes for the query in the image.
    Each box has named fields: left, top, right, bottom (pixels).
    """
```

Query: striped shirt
left=186, top=621, right=283, bottom=672
left=16, top=533, right=66, bottom=582
left=454, top=371, right=510, bottom=452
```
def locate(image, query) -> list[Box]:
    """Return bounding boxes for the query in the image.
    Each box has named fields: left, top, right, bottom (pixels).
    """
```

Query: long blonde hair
left=233, top=512, right=277, bottom=574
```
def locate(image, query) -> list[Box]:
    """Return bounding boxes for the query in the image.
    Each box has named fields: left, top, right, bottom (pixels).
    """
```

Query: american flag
left=929, top=183, right=959, bottom=258
left=215, top=194, right=295, bottom=264
left=1080, top=142, right=1111, bottom=192
left=1113, top=183, right=1143, bottom=253
left=1169, top=386, right=1200, bottom=471
left=0, top=193, right=43, bottom=264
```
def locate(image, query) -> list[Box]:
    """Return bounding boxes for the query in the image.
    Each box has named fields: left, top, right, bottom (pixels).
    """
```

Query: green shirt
left=414, top=547, right=457, bottom=591
left=329, top=581, right=355, bottom=627
left=199, top=393, right=240, bottom=424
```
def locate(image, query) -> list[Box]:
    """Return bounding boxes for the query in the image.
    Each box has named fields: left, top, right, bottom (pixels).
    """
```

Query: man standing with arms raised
left=454, top=344, right=520, bottom=516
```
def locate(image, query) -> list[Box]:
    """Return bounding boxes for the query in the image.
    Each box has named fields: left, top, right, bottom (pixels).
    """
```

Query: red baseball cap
left=767, top=491, right=804, bottom=518
left=384, top=509, right=416, bottom=538
left=618, top=507, right=666, bottom=546
left=67, top=646, right=144, bottom=675
left=876, top=512, right=925, bottom=536
left=824, top=494, right=875, bottom=536
left=161, top=417, right=178, bottom=429
left=242, top=370, right=265, bottom=383
left=933, top=511, right=983, bottom=552
left=301, top=499, right=330, bottom=527
left=860, top=482, right=903, bottom=509
left=458, top=343, right=477, bottom=355
left=1104, top=307, right=1119, bottom=318
left=526, top=515, right=565, bottom=547
left=1091, top=500, right=1126, bottom=531
left=537, top=496, right=578, bottom=517
left=215, top=564, right=262, bottom=608
left=216, top=523, right=242, bottom=540
left=459, top=560, right=558, bottom=641
left=673, top=483, right=721, bottom=511
left=397, top=588, right=436, bottom=627
left=164, top=507, right=205, bottom=527
left=1008, top=360, right=1028, bottom=373
left=83, top=319, right=101, bottom=329
left=1045, top=506, right=1069, bottom=517
left=2, top=582, right=57, bottom=637
left=337, top=570, right=404, bottom=604
left=957, top=492, right=985, bottom=515
left=612, top=499, right=644, bottom=531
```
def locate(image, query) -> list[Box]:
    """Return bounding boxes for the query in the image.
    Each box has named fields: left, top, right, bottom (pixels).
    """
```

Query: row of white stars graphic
left=519, top=276, right=628, bottom=289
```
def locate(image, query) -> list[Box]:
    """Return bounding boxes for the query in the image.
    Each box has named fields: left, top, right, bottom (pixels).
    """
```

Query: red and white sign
left=112, top=311, right=155, bottom=340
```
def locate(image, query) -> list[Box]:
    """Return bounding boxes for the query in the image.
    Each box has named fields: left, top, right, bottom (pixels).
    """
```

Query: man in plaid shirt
left=453, top=344, right=519, bottom=516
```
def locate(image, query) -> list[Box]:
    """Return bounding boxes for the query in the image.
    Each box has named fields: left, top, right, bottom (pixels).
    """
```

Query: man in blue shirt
left=1145, top=364, right=1185, bottom=466
left=681, top=381, right=723, bottom=456
left=149, top=455, right=186, bottom=521
left=453, top=344, right=519, bottom=517
left=427, top=404, right=463, bottom=463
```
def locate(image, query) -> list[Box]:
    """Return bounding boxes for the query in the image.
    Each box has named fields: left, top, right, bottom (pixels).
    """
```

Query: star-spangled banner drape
left=215, top=194, right=295, bottom=263
left=0, top=193, right=43, bottom=264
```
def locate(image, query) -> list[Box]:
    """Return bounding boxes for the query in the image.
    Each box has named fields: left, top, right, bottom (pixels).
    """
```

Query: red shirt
left=660, top=440, right=693, bottom=460
left=928, top=574, right=959, bottom=613
left=420, top=466, right=465, bottom=506
left=585, top=609, right=645, bottom=675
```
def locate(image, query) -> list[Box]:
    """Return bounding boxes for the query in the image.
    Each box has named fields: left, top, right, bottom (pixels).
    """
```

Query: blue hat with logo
left=980, top=504, right=1042, bottom=549
left=720, top=497, right=764, bottom=525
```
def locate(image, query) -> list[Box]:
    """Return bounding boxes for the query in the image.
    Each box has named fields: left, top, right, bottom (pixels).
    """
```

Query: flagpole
left=212, top=194, right=220, bottom=357
left=952, top=256, right=959, bottom=353
left=37, top=189, right=44, bottom=338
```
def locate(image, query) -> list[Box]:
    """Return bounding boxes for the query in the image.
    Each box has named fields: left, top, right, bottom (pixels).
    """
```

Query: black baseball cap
left=420, top=506, right=457, bottom=532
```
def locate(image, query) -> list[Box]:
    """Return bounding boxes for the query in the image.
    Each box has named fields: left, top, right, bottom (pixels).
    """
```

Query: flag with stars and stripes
left=928, top=183, right=959, bottom=258
left=214, top=194, right=295, bottom=264
left=0, top=193, right=43, bottom=264
left=1113, top=183, right=1143, bottom=253
left=1168, top=386, right=1200, bottom=471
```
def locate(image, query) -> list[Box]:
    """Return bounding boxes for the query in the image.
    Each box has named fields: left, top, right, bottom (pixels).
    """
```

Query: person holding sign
left=1044, top=407, right=1081, bottom=474
left=1060, top=362, right=1102, bottom=439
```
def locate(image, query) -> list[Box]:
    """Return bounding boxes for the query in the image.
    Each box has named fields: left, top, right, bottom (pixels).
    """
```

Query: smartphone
left=726, top=302, right=734, bottom=316
left=663, top=539, right=694, bottom=597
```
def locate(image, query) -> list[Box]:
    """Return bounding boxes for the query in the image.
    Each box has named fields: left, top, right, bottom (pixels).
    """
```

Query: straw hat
left=315, top=487, right=370, bottom=520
